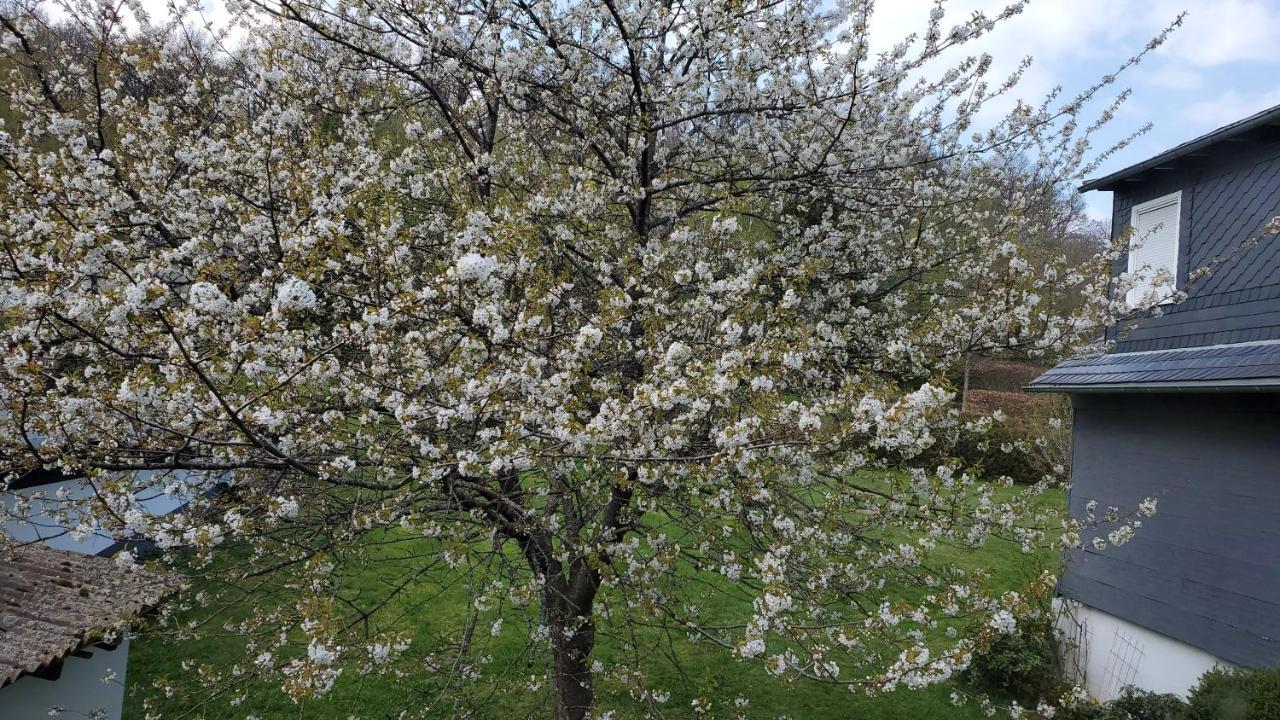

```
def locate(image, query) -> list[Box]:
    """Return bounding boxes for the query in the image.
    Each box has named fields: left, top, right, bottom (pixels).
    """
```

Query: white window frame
left=1126, top=190, right=1182, bottom=307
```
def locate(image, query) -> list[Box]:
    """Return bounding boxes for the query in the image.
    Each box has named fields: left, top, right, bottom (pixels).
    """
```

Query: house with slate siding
left=1029, top=103, right=1280, bottom=701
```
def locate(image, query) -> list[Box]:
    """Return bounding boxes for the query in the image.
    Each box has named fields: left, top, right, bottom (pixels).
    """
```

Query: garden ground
left=124, top=481, right=1065, bottom=719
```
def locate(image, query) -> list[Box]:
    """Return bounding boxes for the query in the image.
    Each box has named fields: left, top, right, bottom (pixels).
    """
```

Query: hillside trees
left=0, top=0, right=1168, bottom=716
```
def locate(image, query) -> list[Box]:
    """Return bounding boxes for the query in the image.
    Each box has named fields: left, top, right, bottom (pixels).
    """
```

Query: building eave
left=1026, top=377, right=1280, bottom=393
left=0, top=544, right=176, bottom=687
left=1026, top=339, right=1280, bottom=391
left=1078, top=102, right=1280, bottom=193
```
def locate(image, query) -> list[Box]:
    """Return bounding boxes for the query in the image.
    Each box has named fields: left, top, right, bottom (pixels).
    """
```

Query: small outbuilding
left=0, top=543, right=172, bottom=719
left=1030, top=103, right=1280, bottom=700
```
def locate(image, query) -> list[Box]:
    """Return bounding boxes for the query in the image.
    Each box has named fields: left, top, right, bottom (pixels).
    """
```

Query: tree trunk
left=540, top=549, right=601, bottom=720
left=550, top=601, right=596, bottom=720
left=523, top=485, right=629, bottom=720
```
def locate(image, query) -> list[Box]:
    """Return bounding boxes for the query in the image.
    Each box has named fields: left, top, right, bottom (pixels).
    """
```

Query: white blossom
left=0, top=0, right=1173, bottom=712
left=1138, top=496, right=1159, bottom=517
left=454, top=252, right=498, bottom=282
left=307, top=641, right=338, bottom=666
left=275, top=277, right=317, bottom=313
left=988, top=610, right=1017, bottom=635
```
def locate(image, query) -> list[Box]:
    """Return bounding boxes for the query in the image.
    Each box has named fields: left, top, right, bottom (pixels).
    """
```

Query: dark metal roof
left=1079, top=103, right=1280, bottom=192
left=1026, top=340, right=1280, bottom=392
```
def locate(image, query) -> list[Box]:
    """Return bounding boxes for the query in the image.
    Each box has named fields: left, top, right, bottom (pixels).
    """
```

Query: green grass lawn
left=124, top=480, right=1065, bottom=719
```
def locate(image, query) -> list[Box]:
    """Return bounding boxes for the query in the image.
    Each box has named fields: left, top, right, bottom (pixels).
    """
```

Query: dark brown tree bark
left=522, top=529, right=604, bottom=720
left=548, top=596, right=596, bottom=720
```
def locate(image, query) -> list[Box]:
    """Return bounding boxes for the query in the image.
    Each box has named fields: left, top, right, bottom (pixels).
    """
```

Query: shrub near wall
left=959, top=568, right=1280, bottom=720
left=1073, top=668, right=1280, bottom=720
left=963, top=609, right=1067, bottom=706
left=962, top=573, right=1072, bottom=709
left=950, top=395, right=1072, bottom=484
left=1079, top=687, right=1189, bottom=720
left=1187, top=667, right=1280, bottom=720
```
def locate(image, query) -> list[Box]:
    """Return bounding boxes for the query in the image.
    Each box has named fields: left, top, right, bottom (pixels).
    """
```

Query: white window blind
left=1126, top=191, right=1181, bottom=307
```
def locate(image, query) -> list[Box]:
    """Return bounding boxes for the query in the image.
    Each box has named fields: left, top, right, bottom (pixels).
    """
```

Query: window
left=1126, top=191, right=1181, bottom=307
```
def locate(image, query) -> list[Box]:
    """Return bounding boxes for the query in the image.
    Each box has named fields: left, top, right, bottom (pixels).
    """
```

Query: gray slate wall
left=1108, top=131, right=1280, bottom=352
left=1060, top=392, right=1280, bottom=666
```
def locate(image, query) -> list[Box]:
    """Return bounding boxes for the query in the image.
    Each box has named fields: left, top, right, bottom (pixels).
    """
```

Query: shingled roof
left=0, top=543, right=173, bottom=687
left=1026, top=340, right=1280, bottom=392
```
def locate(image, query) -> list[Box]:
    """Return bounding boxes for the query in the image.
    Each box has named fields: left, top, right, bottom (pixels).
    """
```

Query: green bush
left=964, top=659, right=1280, bottom=720
left=964, top=613, right=1065, bottom=706
left=948, top=417, right=1065, bottom=485
left=1187, top=667, right=1280, bottom=720
left=949, top=390, right=1072, bottom=485
left=1080, top=686, right=1187, bottom=720
left=950, top=421, right=1037, bottom=484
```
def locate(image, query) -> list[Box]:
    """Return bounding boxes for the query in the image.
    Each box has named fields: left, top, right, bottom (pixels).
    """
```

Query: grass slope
left=125, top=481, right=1064, bottom=719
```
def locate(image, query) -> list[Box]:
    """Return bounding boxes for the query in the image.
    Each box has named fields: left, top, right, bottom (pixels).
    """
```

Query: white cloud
left=866, top=2, right=1280, bottom=176
left=42, top=0, right=241, bottom=44
left=867, top=0, right=1280, bottom=99
left=869, top=0, right=1280, bottom=67
left=859, top=2, right=1280, bottom=216
left=1183, top=87, right=1280, bottom=129
left=1154, top=1, right=1280, bottom=67
left=1137, top=65, right=1204, bottom=91
left=1083, top=192, right=1112, bottom=223
left=868, top=0, right=1146, bottom=64
left=862, top=1, right=1155, bottom=134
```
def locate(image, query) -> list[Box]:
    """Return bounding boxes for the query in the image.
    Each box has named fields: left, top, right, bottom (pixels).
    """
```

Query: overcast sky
left=71, top=0, right=1280, bottom=222
left=869, top=1, right=1280, bottom=222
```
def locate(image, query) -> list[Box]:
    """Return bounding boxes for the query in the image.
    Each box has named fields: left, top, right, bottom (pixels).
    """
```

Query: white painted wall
left=0, top=639, right=130, bottom=720
left=2, top=473, right=195, bottom=554
left=1057, top=601, right=1230, bottom=701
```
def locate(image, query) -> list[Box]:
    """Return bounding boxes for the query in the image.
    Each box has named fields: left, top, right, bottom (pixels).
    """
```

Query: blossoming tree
left=0, top=0, right=1171, bottom=716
